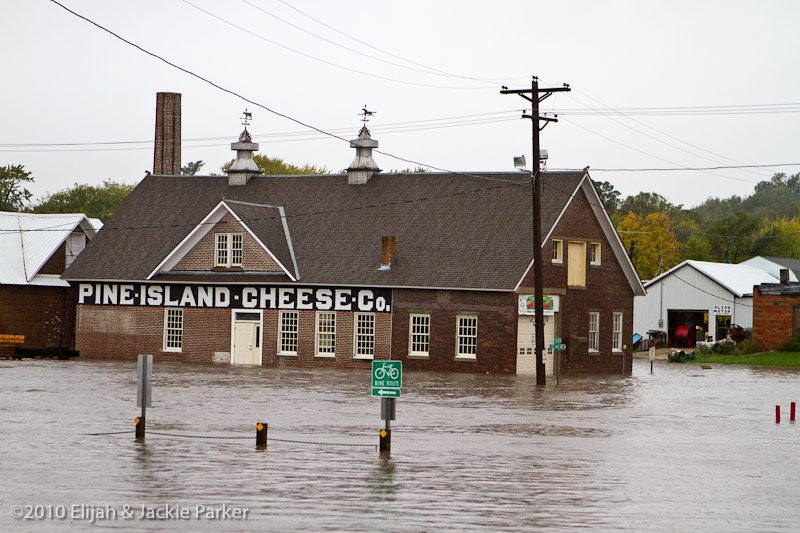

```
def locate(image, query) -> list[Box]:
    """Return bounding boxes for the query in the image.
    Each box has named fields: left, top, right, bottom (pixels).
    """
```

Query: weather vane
left=241, top=109, right=252, bottom=127
left=360, top=105, right=375, bottom=123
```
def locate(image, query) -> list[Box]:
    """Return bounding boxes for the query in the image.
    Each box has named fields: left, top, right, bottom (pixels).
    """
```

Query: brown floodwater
left=1, top=357, right=799, bottom=531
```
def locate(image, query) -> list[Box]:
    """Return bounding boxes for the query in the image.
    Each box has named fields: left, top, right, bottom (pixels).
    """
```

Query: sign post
left=548, top=337, right=566, bottom=385
left=649, top=345, right=656, bottom=373
left=372, top=361, right=401, bottom=453
left=136, top=354, right=153, bottom=440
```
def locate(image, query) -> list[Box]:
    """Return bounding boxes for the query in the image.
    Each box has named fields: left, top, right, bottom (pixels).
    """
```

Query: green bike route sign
left=371, top=360, right=402, bottom=398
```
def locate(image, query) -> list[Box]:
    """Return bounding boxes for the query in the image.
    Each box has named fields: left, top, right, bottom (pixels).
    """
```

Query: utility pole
left=501, top=77, right=570, bottom=386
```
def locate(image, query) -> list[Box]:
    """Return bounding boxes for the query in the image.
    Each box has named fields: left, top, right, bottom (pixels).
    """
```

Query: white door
left=233, top=321, right=260, bottom=365
left=517, top=315, right=555, bottom=376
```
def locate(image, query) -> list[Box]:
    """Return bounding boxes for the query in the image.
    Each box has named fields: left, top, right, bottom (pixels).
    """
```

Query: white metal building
left=633, top=260, right=779, bottom=346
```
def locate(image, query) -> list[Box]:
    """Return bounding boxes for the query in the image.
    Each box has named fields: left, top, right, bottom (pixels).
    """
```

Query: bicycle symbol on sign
left=374, top=362, right=399, bottom=380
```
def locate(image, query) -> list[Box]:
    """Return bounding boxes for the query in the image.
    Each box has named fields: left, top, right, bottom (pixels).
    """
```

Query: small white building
left=739, top=256, right=800, bottom=282
left=633, top=260, right=780, bottom=347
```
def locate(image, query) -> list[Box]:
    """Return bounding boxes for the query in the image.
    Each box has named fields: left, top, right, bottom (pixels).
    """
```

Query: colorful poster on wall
left=518, top=294, right=559, bottom=316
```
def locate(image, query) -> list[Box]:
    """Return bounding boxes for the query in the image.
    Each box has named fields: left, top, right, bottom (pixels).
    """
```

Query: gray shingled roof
left=64, top=171, right=586, bottom=290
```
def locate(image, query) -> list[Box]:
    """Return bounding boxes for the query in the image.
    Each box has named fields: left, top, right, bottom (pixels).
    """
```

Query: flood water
left=1, top=357, right=799, bottom=532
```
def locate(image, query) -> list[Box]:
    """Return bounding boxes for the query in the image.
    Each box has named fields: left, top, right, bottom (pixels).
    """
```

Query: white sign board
left=518, top=294, right=560, bottom=316
left=713, top=304, right=732, bottom=315
left=649, top=346, right=656, bottom=362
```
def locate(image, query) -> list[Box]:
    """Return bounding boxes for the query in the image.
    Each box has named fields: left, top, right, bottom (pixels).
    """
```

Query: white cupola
left=226, top=110, right=262, bottom=186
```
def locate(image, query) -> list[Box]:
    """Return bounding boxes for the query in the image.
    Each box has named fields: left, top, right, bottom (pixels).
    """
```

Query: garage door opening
left=667, top=310, right=708, bottom=347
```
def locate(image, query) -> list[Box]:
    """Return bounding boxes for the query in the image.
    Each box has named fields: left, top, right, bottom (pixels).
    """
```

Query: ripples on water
left=1, top=358, right=799, bottom=531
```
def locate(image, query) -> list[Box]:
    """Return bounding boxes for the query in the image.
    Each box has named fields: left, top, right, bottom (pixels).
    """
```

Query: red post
left=776, top=406, right=781, bottom=424
left=791, top=402, right=796, bottom=422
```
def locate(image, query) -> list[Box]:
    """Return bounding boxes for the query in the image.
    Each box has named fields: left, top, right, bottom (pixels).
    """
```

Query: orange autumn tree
left=616, top=211, right=679, bottom=281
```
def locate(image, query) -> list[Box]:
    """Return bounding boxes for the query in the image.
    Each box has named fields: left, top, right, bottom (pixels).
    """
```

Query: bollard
left=776, top=406, right=781, bottom=424
left=792, top=402, right=796, bottom=422
left=256, top=423, right=268, bottom=448
left=379, top=429, right=391, bottom=454
left=135, top=416, right=145, bottom=440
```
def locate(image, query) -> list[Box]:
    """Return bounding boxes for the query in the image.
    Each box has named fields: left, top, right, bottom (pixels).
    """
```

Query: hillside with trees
left=595, top=171, right=800, bottom=280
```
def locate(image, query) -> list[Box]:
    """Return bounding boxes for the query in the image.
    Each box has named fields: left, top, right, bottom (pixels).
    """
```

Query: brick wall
left=39, top=242, right=67, bottom=275
left=391, top=289, right=518, bottom=374
left=76, top=304, right=389, bottom=369
left=173, top=213, right=282, bottom=272
left=0, top=285, right=75, bottom=349
left=521, top=186, right=636, bottom=374
left=752, top=287, right=800, bottom=351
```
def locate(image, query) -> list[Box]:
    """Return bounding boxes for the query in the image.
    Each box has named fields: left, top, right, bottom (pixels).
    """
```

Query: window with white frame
left=354, top=313, right=375, bottom=358
left=590, top=242, right=601, bottom=266
left=456, top=315, right=478, bottom=358
left=65, top=232, right=86, bottom=268
left=215, top=233, right=243, bottom=267
left=279, top=310, right=299, bottom=354
left=588, top=311, right=600, bottom=352
left=409, top=313, right=431, bottom=356
left=163, top=308, right=183, bottom=352
left=552, top=239, right=563, bottom=263
left=612, top=312, right=623, bottom=352
left=315, top=311, right=336, bottom=357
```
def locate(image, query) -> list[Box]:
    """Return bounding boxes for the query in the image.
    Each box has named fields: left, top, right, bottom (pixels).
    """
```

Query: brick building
left=63, top=94, right=644, bottom=375
left=0, top=212, right=98, bottom=354
left=752, top=276, right=800, bottom=351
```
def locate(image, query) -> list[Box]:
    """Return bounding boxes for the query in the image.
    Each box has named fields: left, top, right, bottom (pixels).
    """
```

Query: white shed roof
left=644, top=260, right=779, bottom=297
left=0, top=212, right=96, bottom=287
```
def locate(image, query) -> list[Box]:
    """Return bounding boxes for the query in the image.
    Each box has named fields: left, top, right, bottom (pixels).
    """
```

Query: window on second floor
left=590, top=242, right=601, bottom=266
left=65, top=232, right=86, bottom=268
left=215, top=233, right=243, bottom=268
left=552, top=239, right=563, bottom=264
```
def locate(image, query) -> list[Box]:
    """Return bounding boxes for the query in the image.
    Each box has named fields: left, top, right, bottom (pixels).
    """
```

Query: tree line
left=594, top=171, right=800, bottom=280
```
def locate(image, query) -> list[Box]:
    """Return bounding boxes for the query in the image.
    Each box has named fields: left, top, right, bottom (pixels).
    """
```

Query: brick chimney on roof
left=153, top=92, right=181, bottom=175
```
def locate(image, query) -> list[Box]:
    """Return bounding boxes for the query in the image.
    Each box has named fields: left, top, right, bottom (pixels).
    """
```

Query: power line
left=554, top=163, right=800, bottom=172
left=180, top=0, right=489, bottom=90
left=274, top=0, right=525, bottom=84
left=559, top=117, right=763, bottom=184
left=39, top=1, right=800, bottom=249
left=238, top=0, right=496, bottom=84
left=0, top=114, right=523, bottom=152
left=561, top=88, right=772, bottom=179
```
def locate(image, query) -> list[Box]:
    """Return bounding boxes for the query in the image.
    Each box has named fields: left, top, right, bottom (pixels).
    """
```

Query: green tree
left=617, top=211, right=679, bottom=280
left=391, top=167, right=431, bottom=173
left=181, top=160, right=205, bottom=175
left=592, top=180, right=621, bottom=213
left=0, top=164, right=34, bottom=212
left=32, top=180, right=134, bottom=222
left=705, top=212, right=761, bottom=263
left=617, top=192, right=681, bottom=220
left=752, top=217, right=800, bottom=258
left=222, top=154, right=327, bottom=175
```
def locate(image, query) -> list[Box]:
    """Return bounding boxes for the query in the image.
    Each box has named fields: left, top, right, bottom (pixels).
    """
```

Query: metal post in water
left=256, top=423, right=268, bottom=448
left=791, top=402, right=796, bottom=422
left=380, top=397, right=394, bottom=454
left=135, top=415, right=145, bottom=440
left=136, top=354, right=153, bottom=441
left=776, top=406, right=781, bottom=424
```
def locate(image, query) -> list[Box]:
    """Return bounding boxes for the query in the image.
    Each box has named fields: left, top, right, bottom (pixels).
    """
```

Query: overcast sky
left=3, top=0, right=799, bottom=208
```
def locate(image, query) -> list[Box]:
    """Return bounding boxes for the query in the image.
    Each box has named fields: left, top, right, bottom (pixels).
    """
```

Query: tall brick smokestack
left=153, top=92, right=181, bottom=175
